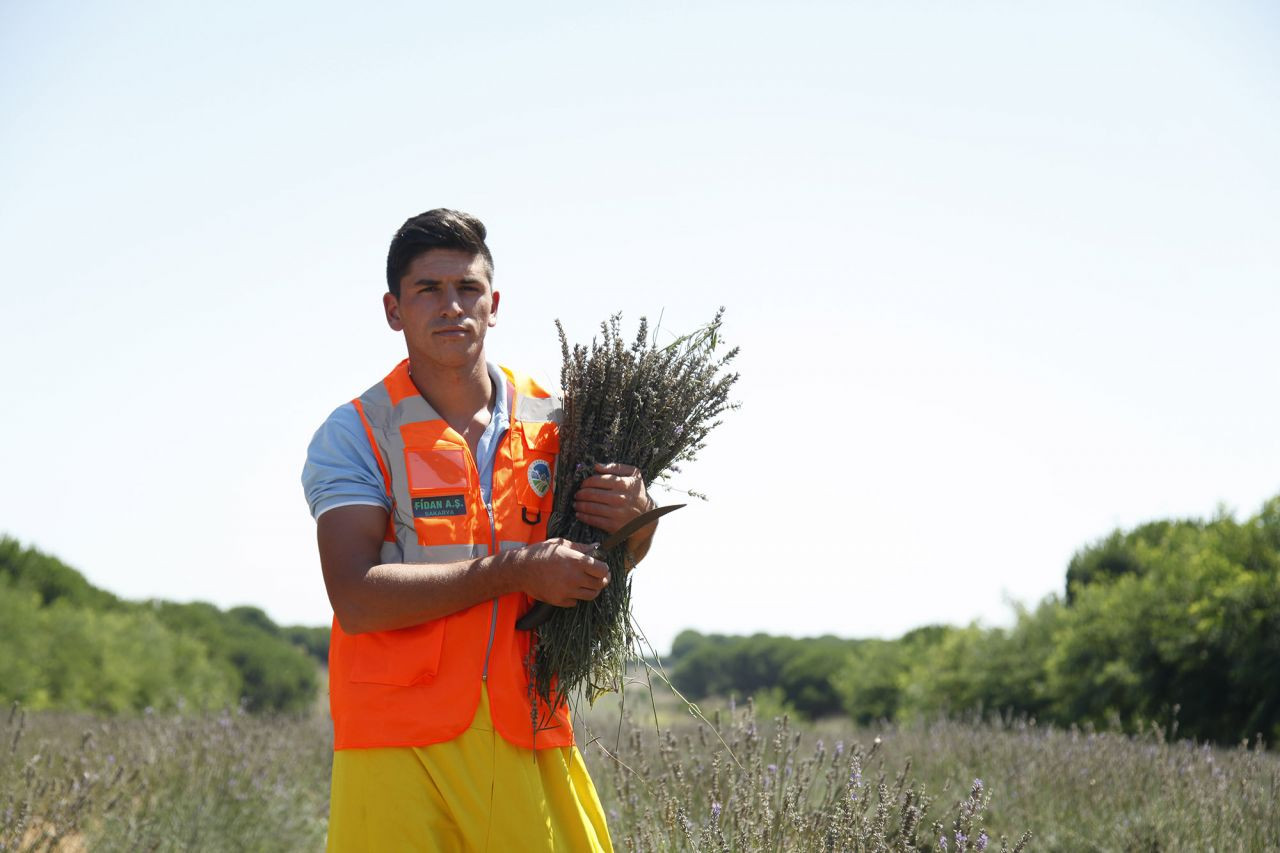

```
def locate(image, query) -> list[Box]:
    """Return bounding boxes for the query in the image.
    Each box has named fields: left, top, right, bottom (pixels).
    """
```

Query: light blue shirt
left=302, top=362, right=510, bottom=519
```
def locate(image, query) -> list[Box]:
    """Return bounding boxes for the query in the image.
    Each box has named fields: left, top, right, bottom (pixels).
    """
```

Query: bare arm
left=317, top=505, right=610, bottom=634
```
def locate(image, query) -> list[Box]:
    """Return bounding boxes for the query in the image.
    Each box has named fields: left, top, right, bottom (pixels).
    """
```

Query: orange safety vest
left=327, top=359, right=573, bottom=751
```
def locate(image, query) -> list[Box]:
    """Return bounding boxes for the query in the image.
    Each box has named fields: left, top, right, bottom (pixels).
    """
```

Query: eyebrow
left=411, top=275, right=487, bottom=287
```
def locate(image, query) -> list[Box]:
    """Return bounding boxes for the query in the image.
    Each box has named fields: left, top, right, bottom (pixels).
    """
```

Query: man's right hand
left=514, top=537, right=609, bottom=604
left=516, top=539, right=610, bottom=606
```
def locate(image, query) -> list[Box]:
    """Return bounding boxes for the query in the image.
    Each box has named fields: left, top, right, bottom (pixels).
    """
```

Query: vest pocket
left=404, top=445, right=474, bottom=544
left=349, top=620, right=445, bottom=686
left=515, top=421, right=559, bottom=514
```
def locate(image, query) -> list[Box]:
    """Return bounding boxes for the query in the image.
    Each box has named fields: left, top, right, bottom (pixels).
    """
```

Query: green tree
left=283, top=624, right=331, bottom=665
left=151, top=601, right=319, bottom=713
left=833, top=638, right=911, bottom=724
left=0, top=537, right=320, bottom=714
left=1047, top=504, right=1280, bottom=742
left=0, top=535, right=121, bottom=609
left=0, top=575, right=239, bottom=712
left=670, top=632, right=855, bottom=719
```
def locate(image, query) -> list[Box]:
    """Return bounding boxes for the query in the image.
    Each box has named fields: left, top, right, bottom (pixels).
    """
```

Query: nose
left=438, top=285, right=464, bottom=319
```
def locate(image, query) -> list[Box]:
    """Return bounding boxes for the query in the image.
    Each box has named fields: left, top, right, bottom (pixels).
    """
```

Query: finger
left=595, top=462, right=639, bottom=477
left=577, top=496, right=648, bottom=521
left=578, top=576, right=609, bottom=598
left=574, top=510, right=620, bottom=532
left=566, top=541, right=609, bottom=563
left=575, top=488, right=627, bottom=505
left=574, top=497, right=622, bottom=512
left=580, top=562, right=610, bottom=581
left=578, top=475, right=630, bottom=492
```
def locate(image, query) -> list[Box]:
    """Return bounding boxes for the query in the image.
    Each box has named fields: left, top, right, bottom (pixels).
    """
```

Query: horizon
left=5, top=485, right=1278, bottom=650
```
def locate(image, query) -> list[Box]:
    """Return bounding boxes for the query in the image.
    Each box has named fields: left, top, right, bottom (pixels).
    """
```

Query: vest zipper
left=480, top=499, right=499, bottom=681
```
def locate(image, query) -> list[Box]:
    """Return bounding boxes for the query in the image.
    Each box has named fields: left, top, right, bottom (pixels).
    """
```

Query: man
left=302, top=209, right=655, bottom=851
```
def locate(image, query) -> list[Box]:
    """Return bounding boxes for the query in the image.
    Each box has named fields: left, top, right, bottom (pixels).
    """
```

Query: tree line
left=6, top=492, right=1277, bottom=737
left=0, top=537, right=327, bottom=714
left=668, top=494, right=1280, bottom=745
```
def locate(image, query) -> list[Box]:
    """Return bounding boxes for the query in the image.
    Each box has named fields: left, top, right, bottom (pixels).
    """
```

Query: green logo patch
left=412, top=495, right=467, bottom=518
left=528, top=459, right=552, bottom=498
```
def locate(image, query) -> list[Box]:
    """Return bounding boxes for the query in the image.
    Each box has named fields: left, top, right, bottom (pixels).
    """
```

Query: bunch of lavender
left=531, top=310, right=739, bottom=712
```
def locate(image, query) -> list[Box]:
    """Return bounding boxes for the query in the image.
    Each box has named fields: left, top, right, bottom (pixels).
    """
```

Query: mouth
left=433, top=325, right=470, bottom=337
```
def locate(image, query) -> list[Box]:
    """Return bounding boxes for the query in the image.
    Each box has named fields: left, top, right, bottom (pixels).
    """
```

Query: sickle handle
left=516, top=600, right=557, bottom=631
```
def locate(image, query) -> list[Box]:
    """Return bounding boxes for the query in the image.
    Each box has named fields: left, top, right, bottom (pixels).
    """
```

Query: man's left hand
left=573, top=463, right=656, bottom=556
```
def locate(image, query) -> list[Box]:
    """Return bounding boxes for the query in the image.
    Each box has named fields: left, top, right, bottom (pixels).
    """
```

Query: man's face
left=384, top=249, right=499, bottom=371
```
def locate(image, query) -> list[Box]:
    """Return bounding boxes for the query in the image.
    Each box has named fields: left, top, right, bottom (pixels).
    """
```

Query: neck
left=407, top=354, right=494, bottom=427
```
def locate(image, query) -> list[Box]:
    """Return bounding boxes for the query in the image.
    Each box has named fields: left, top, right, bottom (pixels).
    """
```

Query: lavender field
left=4, top=686, right=1277, bottom=852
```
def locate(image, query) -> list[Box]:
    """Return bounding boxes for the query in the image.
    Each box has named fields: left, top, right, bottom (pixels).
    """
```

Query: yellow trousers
left=327, top=685, right=613, bottom=852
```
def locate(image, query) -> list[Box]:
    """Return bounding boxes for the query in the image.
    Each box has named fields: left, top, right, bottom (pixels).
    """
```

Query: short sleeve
left=301, top=403, right=392, bottom=520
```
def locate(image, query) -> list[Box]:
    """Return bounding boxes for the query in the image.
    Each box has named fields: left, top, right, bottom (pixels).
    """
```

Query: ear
left=383, top=292, right=403, bottom=331
left=488, top=290, right=500, bottom=328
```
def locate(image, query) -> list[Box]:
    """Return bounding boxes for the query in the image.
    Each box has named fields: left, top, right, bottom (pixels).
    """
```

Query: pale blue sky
left=2, top=1, right=1277, bottom=651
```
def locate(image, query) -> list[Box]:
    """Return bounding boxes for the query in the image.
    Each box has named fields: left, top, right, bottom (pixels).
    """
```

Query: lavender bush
left=4, top=691, right=1279, bottom=850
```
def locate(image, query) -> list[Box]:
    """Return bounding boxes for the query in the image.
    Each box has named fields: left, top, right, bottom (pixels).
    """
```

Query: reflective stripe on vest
left=328, top=359, right=572, bottom=751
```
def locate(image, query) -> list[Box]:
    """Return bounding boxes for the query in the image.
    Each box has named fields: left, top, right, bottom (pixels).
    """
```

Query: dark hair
left=386, top=208, right=494, bottom=296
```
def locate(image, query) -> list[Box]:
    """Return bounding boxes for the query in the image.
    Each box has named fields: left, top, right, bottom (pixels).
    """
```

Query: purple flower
left=835, top=740, right=845, bottom=758
left=939, top=836, right=948, bottom=852
left=767, top=763, right=777, bottom=774
left=711, top=801, right=722, bottom=821
left=977, top=832, right=989, bottom=851
left=973, top=778, right=984, bottom=793
left=956, top=832, right=967, bottom=846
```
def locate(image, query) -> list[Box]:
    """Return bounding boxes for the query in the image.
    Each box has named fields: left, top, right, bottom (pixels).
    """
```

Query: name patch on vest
left=412, top=495, right=467, bottom=518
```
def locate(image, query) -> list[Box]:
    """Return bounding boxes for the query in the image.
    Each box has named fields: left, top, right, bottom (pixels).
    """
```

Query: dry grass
left=0, top=702, right=330, bottom=852
left=3, top=684, right=1277, bottom=851
left=576, top=683, right=1279, bottom=852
